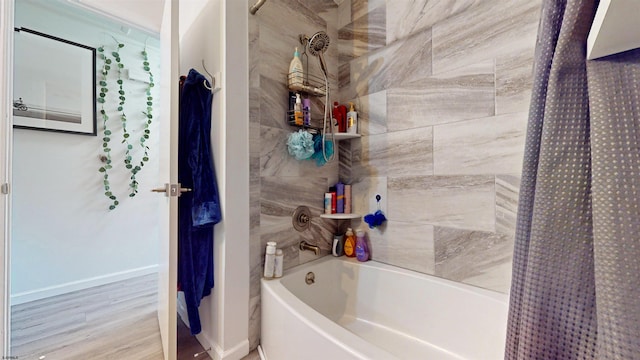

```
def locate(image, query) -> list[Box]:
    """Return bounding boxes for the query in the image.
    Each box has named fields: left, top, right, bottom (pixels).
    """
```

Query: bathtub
left=261, top=256, right=508, bottom=360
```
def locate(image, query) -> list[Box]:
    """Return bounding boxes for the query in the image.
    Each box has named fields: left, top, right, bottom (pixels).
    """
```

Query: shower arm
left=249, top=0, right=267, bottom=15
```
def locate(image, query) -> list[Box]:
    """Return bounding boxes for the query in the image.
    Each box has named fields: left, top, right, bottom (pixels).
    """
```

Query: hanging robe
left=178, top=69, right=221, bottom=335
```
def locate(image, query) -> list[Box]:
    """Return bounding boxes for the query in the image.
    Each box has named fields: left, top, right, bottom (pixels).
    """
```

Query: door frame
left=0, top=0, right=15, bottom=356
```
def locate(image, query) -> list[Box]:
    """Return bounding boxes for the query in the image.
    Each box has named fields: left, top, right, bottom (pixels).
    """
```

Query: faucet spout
left=299, top=241, right=320, bottom=255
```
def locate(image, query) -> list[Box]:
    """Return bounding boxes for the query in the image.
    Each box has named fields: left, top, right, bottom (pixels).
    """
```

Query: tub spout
left=299, top=241, right=319, bottom=255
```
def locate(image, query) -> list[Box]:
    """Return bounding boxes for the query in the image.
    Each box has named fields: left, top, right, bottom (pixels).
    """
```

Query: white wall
left=179, top=0, right=250, bottom=359
left=10, top=0, right=162, bottom=303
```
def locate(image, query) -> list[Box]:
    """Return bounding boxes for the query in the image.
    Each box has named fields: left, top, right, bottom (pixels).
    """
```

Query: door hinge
left=1, top=183, right=9, bottom=195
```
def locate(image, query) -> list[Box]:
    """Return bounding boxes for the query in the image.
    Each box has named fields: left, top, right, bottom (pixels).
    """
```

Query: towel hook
left=201, top=59, right=215, bottom=91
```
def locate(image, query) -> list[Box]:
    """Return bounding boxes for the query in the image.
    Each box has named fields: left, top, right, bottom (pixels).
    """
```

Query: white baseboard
left=195, top=331, right=249, bottom=360
left=10, top=265, right=159, bottom=305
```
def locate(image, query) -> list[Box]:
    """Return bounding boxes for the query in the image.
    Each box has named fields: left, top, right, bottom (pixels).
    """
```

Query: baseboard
left=10, top=265, right=159, bottom=305
left=195, top=331, right=250, bottom=360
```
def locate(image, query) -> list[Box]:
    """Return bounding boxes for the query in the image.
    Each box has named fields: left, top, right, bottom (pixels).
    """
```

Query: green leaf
left=105, top=164, right=112, bottom=169
left=124, top=133, right=130, bottom=138
left=109, top=195, right=117, bottom=200
left=99, top=80, right=107, bottom=86
left=143, top=134, right=149, bottom=139
left=140, top=138, right=146, bottom=143
left=126, top=156, right=132, bottom=161
left=112, top=52, right=118, bottom=57
left=143, top=156, right=149, bottom=162
left=144, top=66, right=150, bottom=71
left=127, top=145, right=133, bottom=150
left=147, top=114, right=152, bottom=119
left=109, top=205, right=116, bottom=210
left=104, top=148, right=111, bottom=152
left=129, top=193, right=136, bottom=198
left=100, top=110, right=105, bottom=115
left=149, top=83, right=154, bottom=87
left=98, top=167, right=106, bottom=172
left=118, top=43, right=124, bottom=48
left=117, top=106, right=123, bottom=112
left=103, top=137, right=109, bottom=142
left=105, top=191, right=112, bottom=196
left=141, top=51, right=147, bottom=56
left=98, top=47, right=104, bottom=52
left=118, top=64, right=124, bottom=68
left=117, top=79, right=123, bottom=85
left=106, top=59, right=112, bottom=64
left=147, top=96, right=153, bottom=101
left=99, top=93, right=105, bottom=98
left=147, top=102, right=152, bottom=106
left=105, top=65, right=111, bottom=70
left=103, top=143, right=108, bottom=148
left=104, top=130, right=112, bottom=135
left=119, top=90, right=125, bottom=95
left=144, top=129, right=150, bottom=134
left=114, top=201, right=119, bottom=206
left=126, top=164, right=133, bottom=169
left=97, top=98, right=105, bottom=103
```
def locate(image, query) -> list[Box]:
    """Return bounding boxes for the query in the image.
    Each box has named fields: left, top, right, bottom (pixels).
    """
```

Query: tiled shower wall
left=248, top=0, right=542, bottom=350
left=338, top=0, right=541, bottom=293
left=248, top=0, right=341, bottom=349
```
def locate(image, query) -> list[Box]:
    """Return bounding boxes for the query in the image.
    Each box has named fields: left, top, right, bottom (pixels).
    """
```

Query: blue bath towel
left=178, top=69, right=222, bottom=335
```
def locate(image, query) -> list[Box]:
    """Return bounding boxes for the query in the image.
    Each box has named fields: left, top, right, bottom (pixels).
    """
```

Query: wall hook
left=201, top=59, right=221, bottom=94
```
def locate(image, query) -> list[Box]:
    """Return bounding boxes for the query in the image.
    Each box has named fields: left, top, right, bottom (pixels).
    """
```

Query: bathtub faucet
left=299, top=241, right=319, bottom=255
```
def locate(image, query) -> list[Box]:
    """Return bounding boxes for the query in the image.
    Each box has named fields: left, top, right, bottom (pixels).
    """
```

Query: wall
left=338, top=0, right=541, bottom=293
left=180, top=1, right=250, bottom=358
left=11, top=0, right=161, bottom=303
left=247, top=0, right=541, bottom=350
left=248, top=0, right=342, bottom=350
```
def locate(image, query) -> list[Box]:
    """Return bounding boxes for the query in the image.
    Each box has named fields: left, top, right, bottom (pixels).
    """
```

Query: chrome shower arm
left=249, top=0, right=267, bottom=15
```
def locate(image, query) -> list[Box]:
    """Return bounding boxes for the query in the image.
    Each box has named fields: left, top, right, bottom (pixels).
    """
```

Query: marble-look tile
left=386, top=0, right=482, bottom=44
left=261, top=176, right=338, bottom=269
left=496, top=50, right=535, bottom=115
left=249, top=87, right=261, bottom=154
left=347, top=90, right=387, bottom=135
left=339, top=62, right=351, bottom=90
left=365, top=221, right=435, bottom=274
left=338, top=141, right=352, bottom=182
left=351, top=176, right=387, bottom=217
left=353, top=126, right=433, bottom=179
left=431, top=0, right=541, bottom=75
left=433, top=112, right=528, bottom=175
left=434, top=226, right=513, bottom=293
left=249, top=15, right=260, bottom=88
left=351, top=0, right=385, bottom=21
left=297, top=0, right=338, bottom=15
left=388, top=176, right=495, bottom=231
left=338, top=5, right=386, bottom=63
left=259, top=76, right=289, bottom=130
left=338, top=0, right=352, bottom=29
left=260, top=126, right=339, bottom=178
left=248, top=295, right=260, bottom=350
left=257, top=0, right=327, bottom=83
left=496, top=175, right=520, bottom=237
left=348, top=28, right=432, bottom=98
left=387, top=60, right=495, bottom=131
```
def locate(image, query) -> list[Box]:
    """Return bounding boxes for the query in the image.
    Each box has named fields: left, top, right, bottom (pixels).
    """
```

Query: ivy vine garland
left=97, top=46, right=118, bottom=210
left=97, top=39, right=154, bottom=210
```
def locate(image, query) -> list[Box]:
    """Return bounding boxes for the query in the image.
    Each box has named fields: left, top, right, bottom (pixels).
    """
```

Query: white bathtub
left=261, top=256, right=508, bottom=360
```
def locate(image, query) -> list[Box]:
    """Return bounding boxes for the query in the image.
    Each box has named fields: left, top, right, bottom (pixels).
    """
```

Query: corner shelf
left=320, top=213, right=361, bottom=220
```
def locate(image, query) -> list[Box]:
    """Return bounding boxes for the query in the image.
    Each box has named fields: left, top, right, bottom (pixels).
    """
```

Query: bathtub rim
left=261, top=256, right=509, bottom=359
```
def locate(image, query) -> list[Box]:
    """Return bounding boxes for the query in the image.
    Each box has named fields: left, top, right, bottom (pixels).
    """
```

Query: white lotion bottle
left=347, top=102, right=358, bottom=134
left=263, top=242, right=276, bottom=278
left=288, top=47, right=304, bottom=89
left=274, top=249, right=283, bottom=278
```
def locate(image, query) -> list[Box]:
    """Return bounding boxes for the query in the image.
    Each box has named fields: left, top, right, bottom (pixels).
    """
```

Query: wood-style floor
left=11, top=274, right=261, bottom=360
left=11, top=274, right=164, bottom=360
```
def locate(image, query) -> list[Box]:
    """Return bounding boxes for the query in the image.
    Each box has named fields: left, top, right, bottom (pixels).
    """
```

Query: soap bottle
left=344, top=228, right=356, bottom=257
left=274, top=249, right=283, bottom=278
left=355, top=229, right=370, bottom=262
left=263, top=242, right=277, bottom=278
left=294, top=93, right=303, bottom=126
left=302, top=98, right=311, bottom=126
left=347, top=102, right=358, bottom=134
left=288, top=47, right=304, bottom=88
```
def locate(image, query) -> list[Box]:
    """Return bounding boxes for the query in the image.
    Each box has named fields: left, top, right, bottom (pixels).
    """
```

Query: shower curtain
left=506, top=0, right=640, bottom=359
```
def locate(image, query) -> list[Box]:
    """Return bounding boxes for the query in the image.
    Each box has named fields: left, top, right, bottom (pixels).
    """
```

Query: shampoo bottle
left=344, top=228, right=356, bottom=257
left=274, top=249, right=283, bottom=278
left=263, top=242, right=277, bottom=278
left=355, top=229, right=370, bottom=262
left=347, top=102, right=358, bottom=134
left=288, top=47, right=304, bottom=88
left=302, top=98, right=311, bottom=126
left=294, top=93, right=303, bottom=126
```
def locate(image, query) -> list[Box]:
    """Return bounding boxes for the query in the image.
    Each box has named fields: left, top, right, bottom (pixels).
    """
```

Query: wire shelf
left=287, top=72, right=327, bottom=97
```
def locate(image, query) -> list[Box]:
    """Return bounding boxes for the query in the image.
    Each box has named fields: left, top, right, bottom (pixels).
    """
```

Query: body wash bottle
left=294, top=93, right=303, bottom=126
left=344, top=228, right=356, bottom=257
left=288, top=47, right=304, bottom=88
left=355, top=229, right=370, bottom=262
left=347, top=102, right=358, bottom=134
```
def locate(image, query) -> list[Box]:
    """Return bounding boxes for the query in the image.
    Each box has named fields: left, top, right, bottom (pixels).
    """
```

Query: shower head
left=307, top=31, right=330, bottom=77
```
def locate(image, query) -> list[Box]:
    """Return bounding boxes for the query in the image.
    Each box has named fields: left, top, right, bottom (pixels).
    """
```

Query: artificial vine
left=139, top=46, right=154, bottom=174
left=97, top=39, right=155, bottom=210
left=97, top=46, right=119, bottom=210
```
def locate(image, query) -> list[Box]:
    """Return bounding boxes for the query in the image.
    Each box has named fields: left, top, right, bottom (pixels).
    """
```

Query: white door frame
left=0, top=0, right=15, bottom=357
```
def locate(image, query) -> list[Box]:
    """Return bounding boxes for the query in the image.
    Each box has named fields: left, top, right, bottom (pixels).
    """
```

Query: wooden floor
left=11, top=274, right=163, bottom=360
left=11, top=274, right=262, bottom=360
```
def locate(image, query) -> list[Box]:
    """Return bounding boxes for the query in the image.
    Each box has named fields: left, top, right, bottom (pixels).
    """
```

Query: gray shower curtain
left=506, top=0, right=640, bottom=359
